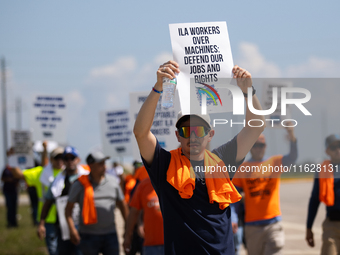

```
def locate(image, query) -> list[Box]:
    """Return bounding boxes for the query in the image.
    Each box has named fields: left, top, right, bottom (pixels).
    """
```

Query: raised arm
left=41, top=141, right=49, bottom=167
left=233, top=66, right=266, bottom=162
left=282, top=124, right=298, bottom=166
left=133, top=60, right=180, bottom=165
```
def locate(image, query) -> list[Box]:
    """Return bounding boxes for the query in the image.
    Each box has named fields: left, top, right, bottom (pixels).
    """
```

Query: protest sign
left=9, top=130, right=34, bottom=169
left=56, top=196, right=80, bottom=240
left=100, top=109, right=132, bottom=158
left=169, top=21, right=234, bottom=114
left=129, top=91, right=180, bottom=160
left=31, top=95, right=67, bottom=143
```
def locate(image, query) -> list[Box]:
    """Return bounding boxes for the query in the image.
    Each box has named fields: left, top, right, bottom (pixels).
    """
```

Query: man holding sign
left=133, top=60, right=265, bottom=254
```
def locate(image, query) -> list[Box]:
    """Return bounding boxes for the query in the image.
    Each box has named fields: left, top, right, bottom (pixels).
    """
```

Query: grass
left=0, top=204, right=48, bottom=255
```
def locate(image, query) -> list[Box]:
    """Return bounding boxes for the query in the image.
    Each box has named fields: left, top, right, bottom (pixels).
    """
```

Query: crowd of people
left=1, top=60, right=340, bottom=255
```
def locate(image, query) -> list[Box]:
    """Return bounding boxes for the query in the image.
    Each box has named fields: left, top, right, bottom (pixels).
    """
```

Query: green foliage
left=0, top=205, right=48, bottom=255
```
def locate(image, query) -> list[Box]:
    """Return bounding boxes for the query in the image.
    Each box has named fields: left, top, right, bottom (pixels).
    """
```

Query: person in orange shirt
left=124, top=174, right=137, bottom=203
left=232, top=126, right=297, bottom=255
left=122, top=161, right=149, bottom=255
left=134, top=165, right=149, bottom=183
left=124, top=178, right=164, bottom=255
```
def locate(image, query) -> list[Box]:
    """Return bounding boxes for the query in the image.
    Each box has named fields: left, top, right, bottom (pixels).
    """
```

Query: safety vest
left=319, top=160, right=334, bottom=206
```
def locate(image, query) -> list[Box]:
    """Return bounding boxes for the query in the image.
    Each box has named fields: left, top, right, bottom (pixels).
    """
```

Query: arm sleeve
left=282, top=140, right=298, bottom=167
left=23, top=168, right=41, bottom=186
left=44, top=184, right=55, bottom=201
left=67, top=180, right=83, bottom=203
left=141, top=140, right=171, bottom=193
left=306, top=175, right=321, bottom=229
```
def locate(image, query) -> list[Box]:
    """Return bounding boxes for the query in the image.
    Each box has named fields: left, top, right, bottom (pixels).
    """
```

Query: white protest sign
left=129, top=91, right=180, bottom=160
left=262, top=80, right=293, bottom=128
left=9, top=130, right=34, bottom=169
left=56, top=196, right=80, bottom=240
left=169, top=22, right=234, bottom=114
left=31, top=95, right=68, bottom=143
left=100, top=109, right=132, bottom=158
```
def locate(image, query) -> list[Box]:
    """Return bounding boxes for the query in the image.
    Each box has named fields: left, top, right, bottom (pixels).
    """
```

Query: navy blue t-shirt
left=142, top=136, right=242, bottom=255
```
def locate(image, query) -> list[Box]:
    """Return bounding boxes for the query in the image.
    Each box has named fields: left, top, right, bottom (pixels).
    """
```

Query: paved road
left=0, top=180, right=326, bottom=254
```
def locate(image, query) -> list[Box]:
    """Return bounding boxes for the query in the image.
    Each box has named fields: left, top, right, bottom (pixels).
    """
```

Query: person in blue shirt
left=306, top=134, right=340, bottom=254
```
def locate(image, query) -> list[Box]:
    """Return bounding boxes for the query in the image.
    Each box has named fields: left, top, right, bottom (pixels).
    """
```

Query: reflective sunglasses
left=178, top=126, right=210, bottom=138
left=252, top=143, right=266, bottom=149
left=329, top=143, right=340, bottom=151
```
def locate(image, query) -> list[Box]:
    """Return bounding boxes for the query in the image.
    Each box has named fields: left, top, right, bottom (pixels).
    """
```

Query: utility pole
left=15, top=97, right=22, bottom=130
left=1, top=57, right=8, bottom=165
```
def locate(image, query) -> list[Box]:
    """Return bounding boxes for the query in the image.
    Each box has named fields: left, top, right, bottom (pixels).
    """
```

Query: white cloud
left=286, top=57, right=340, bottom=77
left=238, top=41, right=340, bottom=78
left=153, top=52, right=173, bottom=65
left=238, top=42, right=282, bottom=77
left=90, top=56, right=137, bottom=79
left=88, top=52, right=173, bottom=108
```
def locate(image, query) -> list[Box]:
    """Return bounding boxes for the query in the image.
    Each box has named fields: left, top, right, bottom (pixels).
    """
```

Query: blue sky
left=1, top=0, right=340, bottom=166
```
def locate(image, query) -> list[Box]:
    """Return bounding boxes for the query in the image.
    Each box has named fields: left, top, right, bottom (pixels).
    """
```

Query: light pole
left=1, top=57, right=8, bottom=165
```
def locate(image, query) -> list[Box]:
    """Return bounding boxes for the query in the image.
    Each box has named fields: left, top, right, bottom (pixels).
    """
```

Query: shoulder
left=212, top=135, right=238, bottom=154
left=69, top=180, right=83, bottom=193
left=134, top=178, right=151, bottom=197
left=23, top=166, right=44, bottom=173
left=105, top=174, right=118, bottom=182
left=23, top=166, right=44, bottom=178
left=268, top=155, right=284, bottom=164
left=72, top=179, right=83, bottom=188
left=143, top=139, right=171, bottom=169
left=138, top=178, right=151, bottom=189
left=105, top=174, right=120, bottom=186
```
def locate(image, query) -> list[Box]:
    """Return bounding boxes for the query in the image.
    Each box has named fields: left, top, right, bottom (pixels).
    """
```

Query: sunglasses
left=252, top=143, right=266, bottom=149
left=329, top=143, right=340, bottom=151
left=64, top=156, right=76, bottom=161
left=178, top=126, right=210, bottom=138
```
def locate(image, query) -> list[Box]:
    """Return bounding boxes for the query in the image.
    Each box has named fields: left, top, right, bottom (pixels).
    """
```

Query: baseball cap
left=63, top=146, right=79, bottom=158
left=255, top=134, right=266, bottom=144
left=325, top=134, right=340, bottom=149
left=86, top=151, right=110, bottom=165
left=50, top=147, right=64, bottom=158
left=175, top=111, right=211, bottom=129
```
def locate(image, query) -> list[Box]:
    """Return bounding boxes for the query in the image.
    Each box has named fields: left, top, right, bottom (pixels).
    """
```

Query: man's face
left=326, top=141, right=340, bottom=163
left=175, top=116, right=214, bottom=159
left=51, top=154, right=64, bottom=170
left=250, top=143, right=266, bottom=161
left=63, top=154, right=79, bottom=171
left=90, top=161, right=106, bottom=176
